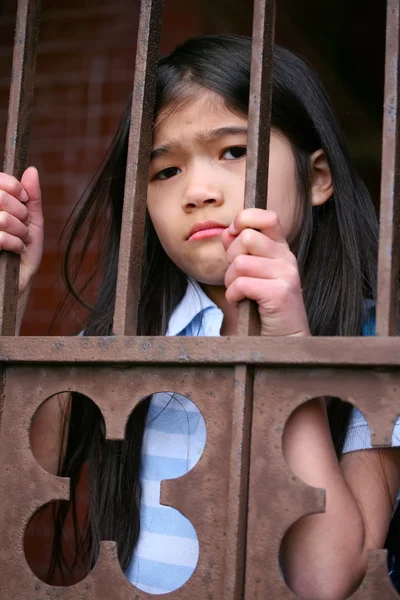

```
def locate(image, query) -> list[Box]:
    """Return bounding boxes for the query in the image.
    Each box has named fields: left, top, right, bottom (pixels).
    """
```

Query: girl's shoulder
left=343, top=299, right=400, bottom=452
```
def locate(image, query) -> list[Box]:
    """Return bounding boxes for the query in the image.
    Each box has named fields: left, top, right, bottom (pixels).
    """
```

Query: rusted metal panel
left=352, top=552, right=399, bottom=599
left=113, top=0, right=164, bottom=336
left=376, top=0, right=400, bottom=336
left=245, top=368, right=400, bottom=598
left=1, top=335, right=400, bottom=366
left=0, top=365, right=236, bottom=599
left=0, top=0, right=41, bottom=337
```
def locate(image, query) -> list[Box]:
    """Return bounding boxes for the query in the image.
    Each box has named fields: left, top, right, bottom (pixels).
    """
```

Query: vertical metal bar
left=223, top=1, right=276, bottom=598
left=237, top=0, right=276, bottom=338
left=113, top=0, right=164, bottom=336
left=376, top=0, right=400, bottom=336
left=0, top=0, right=41, bottom=336
left=222, top=364, right=254, bottom=599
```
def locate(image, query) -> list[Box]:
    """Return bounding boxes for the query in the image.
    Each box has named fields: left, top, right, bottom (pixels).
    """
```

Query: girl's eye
left=155, top=166, right=181, bottom=181
left=221, top=146, right=247, bottom=160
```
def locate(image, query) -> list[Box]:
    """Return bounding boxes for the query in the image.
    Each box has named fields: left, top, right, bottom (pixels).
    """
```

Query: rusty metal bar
left=1, top=336, right=400, bottom=365
left=222, top=364, right=254, bottom=599
left=113, top=0, right=164, bottom=336
left=237, top=0, right=276, bottom=337
left=223, top=1, right=276, bottom=598
left=376, top=0, right=400, bottom=336
left=0, top=0, right=41, bottom=336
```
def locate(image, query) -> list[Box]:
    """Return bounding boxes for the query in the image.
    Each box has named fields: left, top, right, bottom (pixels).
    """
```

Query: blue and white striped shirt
left=125, top=281, right=223, bottom=594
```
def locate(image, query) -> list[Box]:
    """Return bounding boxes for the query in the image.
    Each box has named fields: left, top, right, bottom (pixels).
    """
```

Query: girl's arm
left=222, top=208, right=399, bottom=600
left=281, top=399, right=400, bottom=600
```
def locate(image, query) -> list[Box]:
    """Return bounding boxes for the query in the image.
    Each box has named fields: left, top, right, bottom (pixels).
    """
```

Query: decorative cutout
left=26, top=391, right=206, bottom=595
left=280, top=397, right=400, bottom=599
left=125, top=392, right=206, bottom=595
left=26, top=392, right=103, bottom=585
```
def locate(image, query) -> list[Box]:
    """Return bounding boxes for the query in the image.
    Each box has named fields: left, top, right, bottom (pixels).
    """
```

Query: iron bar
left=224, top=2, right=276, bottom=597
left=113, top=0, right=164, bottom=336
left=0, top=0, right=41, bottom=336
left=1, top=335, right=400, bottom=365
left=376, top=0, right=400, bottom=336
left=237, top=0, right=276, bottom=337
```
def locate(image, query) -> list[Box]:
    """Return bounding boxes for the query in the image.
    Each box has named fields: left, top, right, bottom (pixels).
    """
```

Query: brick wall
left=0, top=0, right=204, bottom=336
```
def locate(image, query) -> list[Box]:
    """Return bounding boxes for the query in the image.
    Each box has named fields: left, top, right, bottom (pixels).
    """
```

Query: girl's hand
left=222, top=208, right=310, bottom=337
left=0, top=167, right=44, bottom=297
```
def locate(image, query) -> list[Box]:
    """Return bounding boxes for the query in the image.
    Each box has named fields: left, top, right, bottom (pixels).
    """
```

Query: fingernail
left=19, top=189, right=28, bottom=202
left=228, top=223, right=236, bottom=234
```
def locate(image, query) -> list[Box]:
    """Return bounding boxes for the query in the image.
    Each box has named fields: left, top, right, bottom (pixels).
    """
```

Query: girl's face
left=147, top=91, right=300, bottom=286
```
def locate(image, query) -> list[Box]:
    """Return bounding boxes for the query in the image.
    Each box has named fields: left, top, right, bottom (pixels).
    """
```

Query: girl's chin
left=187, top=267, right=226, bottom=287
left=184, top=262, right=228, bottom=286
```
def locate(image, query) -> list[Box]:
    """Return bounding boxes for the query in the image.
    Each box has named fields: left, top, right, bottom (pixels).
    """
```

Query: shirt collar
left=166, top=279, right=220, bottom=336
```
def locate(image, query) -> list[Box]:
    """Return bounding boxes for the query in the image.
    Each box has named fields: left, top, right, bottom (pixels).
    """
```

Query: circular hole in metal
left=124, top=391, right=206, bottom=595
left=26, top=391, right=206, bottom=593
left=26, top=392, right=103, bottom=585
left=279, top=397, right=400, bottom=598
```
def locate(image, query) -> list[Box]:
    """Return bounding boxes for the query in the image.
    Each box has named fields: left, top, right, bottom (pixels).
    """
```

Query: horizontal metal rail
left=0, top=336, right=400, bottom=365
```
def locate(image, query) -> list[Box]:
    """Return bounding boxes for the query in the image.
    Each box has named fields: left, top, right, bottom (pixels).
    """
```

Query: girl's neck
left=201, top=284, right=238, bottom=336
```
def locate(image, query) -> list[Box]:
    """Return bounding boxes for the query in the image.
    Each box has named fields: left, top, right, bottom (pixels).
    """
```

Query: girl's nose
left=182, top=168, right=224, bottom=211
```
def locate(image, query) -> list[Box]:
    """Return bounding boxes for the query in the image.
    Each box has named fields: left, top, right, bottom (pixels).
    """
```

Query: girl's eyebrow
left=150, top=126, right=248, bottom=160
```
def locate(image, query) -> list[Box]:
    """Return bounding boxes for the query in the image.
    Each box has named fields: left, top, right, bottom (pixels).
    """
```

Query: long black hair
left=49, top=35, right=383, bottom=581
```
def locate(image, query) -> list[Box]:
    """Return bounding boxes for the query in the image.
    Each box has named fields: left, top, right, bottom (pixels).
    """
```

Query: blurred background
left=0, top=0, right=386, bottom=335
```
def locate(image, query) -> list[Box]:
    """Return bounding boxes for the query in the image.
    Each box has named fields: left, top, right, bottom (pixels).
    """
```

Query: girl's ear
left=310, top=149, right=334, bottom=207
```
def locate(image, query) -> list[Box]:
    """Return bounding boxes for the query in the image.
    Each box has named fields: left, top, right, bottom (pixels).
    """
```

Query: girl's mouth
left=188, top=227, right=226, bottom=241
left=187, top=220, right=227, bottom=242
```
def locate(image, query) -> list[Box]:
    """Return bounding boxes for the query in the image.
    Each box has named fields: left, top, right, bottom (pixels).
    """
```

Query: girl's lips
left=188, top=227, right=226, bottom=241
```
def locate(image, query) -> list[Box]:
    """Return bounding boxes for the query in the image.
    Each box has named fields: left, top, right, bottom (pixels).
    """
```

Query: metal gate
left=0, top=0, right=399, bottom=598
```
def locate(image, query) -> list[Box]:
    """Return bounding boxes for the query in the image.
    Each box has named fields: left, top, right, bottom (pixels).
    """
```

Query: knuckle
left=9, top=176, right=20, bottom=194
left=0, top=231, right=6, bottom=247
left=241, top=229, right=253, bottom=247
left=275, top=279, right=291, bottom=301
left=225, top=247, right=234, bottom=265
left=235, top=276, right=246, bottom=293
left=286, top=250, right=298, bottom=267
left=267, top=210, right=279, bottom=227
left=0, top=190, right=7, bottom=207
left=0, top=174, right=18, bottom=192
left=0, top=211, right=9, bottom=229
left=274, top=277, right=292, bottom=305
left=286, top=265, right=300, bottom=288
left=235, top=210, right=245, bottom=225
left=233, top=254, right=248, bottom=274
left=21, top=205, right=29, bottom=221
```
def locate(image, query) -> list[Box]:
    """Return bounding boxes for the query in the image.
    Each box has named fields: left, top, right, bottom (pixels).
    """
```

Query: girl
left=1, top=35, right=400, bottom=599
